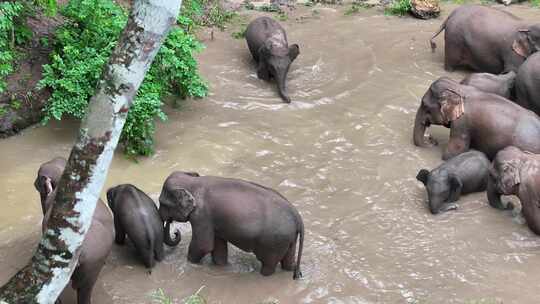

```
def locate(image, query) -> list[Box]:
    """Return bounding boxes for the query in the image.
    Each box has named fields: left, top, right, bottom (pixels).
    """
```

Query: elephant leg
left=444, top=46, right=460, bottom=72
left=72, top=264, right=100, bottom=304
left=258, top=253, right=281, bottom=276
left=140, top=248, right=155, bottom=272
left=211, top=237, right=228, bottom=266
left=187, top=231, right=214, bottom=264
left=257, top=63, right=270, bottom=81
left=443, top=124, right=470, bottom=160
left=280, top=241, right=296, bottom=271
left=77, top=286, right=93, bottom=304
left=154, top=243, right=165, bottom=262
left=113, top=217, right=126, bottom=245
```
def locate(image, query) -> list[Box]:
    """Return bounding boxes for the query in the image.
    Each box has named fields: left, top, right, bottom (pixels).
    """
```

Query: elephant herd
left=23, top=4, right=540, bottom=304
left=415, top=5, right=540, bottom=238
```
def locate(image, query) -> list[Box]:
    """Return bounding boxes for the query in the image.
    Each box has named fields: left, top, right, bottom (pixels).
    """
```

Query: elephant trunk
left=487, top=175, right=507, bottom=210
left=163, top=220, right=181, bottom=247
left=276, top=69, right=291, bottom=103
left=413, top=106, right=430, bottom=147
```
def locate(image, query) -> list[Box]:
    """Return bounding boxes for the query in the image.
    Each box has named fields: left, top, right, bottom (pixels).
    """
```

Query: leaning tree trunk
left=0, top=0, right=181, bottom=303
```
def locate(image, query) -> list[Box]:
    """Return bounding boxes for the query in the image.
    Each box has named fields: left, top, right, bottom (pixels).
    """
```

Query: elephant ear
left=512, top=29, right=532, bottom=58
left=416, top=169, right=430, bottom=185
left=173, top=188, right=196, bottom=219
left=440, top=88, right=464, bottom=124
left=106, top=187, right=116, bottom=211
left=289, top=44, right=299, bottom=61
left=184, top=171, right=200, bottom=177
left=448, top=174, right=463, bottom=203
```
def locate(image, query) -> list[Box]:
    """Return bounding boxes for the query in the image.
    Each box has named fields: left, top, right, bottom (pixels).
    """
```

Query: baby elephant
left=107, top=184, right=181, bottom=271
left=416, top=150, right=490, bottom=214
left=460, top=71, right=516, bottom=100
left=246, top=16, right=299, bottom=103
left=158, top=171, right=304, bottom=279
left=488, top=146, right=540, bottom=235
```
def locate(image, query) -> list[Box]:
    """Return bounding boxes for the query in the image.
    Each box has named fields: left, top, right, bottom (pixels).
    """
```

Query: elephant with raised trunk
left=246, top=16, right=300, bottom=103
left=430, top=5, right=540, bottom=73
left=107, top=184, right=180, bottom=272
left=487, top=146, right=540, bottom=235
left=413, top=77, right=540, bottom=160
left=158, top=171, right=304, bottom=279
left=34, top=157, right=114, bottom=304
left=416, top=150, right=490, bottom=214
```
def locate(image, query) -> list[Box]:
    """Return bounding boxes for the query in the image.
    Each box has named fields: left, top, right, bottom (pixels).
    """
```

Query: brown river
left=2, top=3, right=540, bottom=303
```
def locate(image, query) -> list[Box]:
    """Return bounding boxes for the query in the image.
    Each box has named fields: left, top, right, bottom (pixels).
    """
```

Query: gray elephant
left=34, top=157, right=114, bottom=304
left=106, top=184, right=180, bottom=272
left=158, top=171, right=304, bottom=279
left=413, top=77, right=540, bottom=160
left=487, top=146, right=540, bottom=235
left=460, top=71, right=516, bottom=100
left=515, top=52, right=540, bottom=115
left=430, top=5, right=540, bottom=73
left=416, top=150, right=490, bottom=214
left=245, top=16, right=299, bottom=103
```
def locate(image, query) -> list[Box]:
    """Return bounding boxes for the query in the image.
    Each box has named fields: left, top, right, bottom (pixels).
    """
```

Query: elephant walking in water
left=158, top=171, right=304, bottom=279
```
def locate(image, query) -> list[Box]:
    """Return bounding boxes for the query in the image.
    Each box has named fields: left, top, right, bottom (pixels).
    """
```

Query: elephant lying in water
left=430, top=5, right=540, bottom=73
left=246, top=16, right=299, bottom=103
left=488, top=146, right=540, bottom=235
left=413, top=77, right=540, bottom=160
left=416, top=150, right=490, bottom=214
left=107, top=184, right=180, bottom=272
left=158, top=171, right=304, bottom=279
left=460, top=71, right=516, bottom=100
left=34, top=157, right=114, bottom=304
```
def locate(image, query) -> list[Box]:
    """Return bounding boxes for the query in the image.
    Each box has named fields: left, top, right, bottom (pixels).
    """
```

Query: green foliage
left=232, top=26, right=247, bottom=39
left=10, top=99, right=22, bottom=110
left=531, top=0, right=540, bottom=7
left=384, top=0, right=411, bottom=16
left=39, top=0, right=208, bottom=157
left=0, top=2, right=26, bottom=93
left=181, top=0, right=237, bottom=31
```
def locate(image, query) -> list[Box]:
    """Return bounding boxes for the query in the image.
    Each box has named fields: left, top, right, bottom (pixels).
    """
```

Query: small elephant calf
left=416, top=150, right=490, bottom=214
left=488, top=146, right=540, bottom=235
left=158, top=171, right=305, bottom=279
left=107, top=184, right=181, bottom=271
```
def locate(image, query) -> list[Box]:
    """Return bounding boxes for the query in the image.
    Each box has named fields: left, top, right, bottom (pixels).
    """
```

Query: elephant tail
left=430, top=17, right=447, bottom=52
left=293, top=216, right=304, bottom=280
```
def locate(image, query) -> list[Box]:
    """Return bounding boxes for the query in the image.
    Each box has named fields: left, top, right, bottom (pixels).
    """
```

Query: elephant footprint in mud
left=34, top=157, right=114, bottom=304
left=158, top=171, right=305, bottom=279
left=246, top=16, right=300, bottom=103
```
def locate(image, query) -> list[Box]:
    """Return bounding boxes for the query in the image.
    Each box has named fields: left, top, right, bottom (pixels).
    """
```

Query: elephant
left=158, top=171, right=304, bottom=279
left=460, top=71, right=516, bottom=100
left=245, top=16, right=300, bottom=103
left=106, top=184, right=181, bottom=272
left=430, top=5, right=540, bottom=73
left=34, top=157, right=114, bottom=304
left=413, top=77, right=540, bottom=160
left=416, top=150, right=490, bottom=214
left=515, top=52, right=540, bottom=115
left=487, top=146, right=540, bottom=235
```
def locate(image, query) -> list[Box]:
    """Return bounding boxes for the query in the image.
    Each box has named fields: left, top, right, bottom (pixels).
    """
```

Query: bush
left=385, top=0, right=411, bottom=16
left=39, top=0, right=208, bottom=156
left=0, top=2, right=29, bottom=93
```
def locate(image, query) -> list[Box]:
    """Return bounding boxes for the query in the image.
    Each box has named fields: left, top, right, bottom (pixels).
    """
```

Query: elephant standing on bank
left=488, top=146, right=540, bottom=235
left=34, top=157, right=114, bottom=304
left=158, top=171, right=304, bottom=279
left=430, top=5, right=540, bottom=73
left=107, top=184, right=181, bottom=272
left=413, top=77, right=540, bottom=160
left=246, top=16, right=300, bottom=103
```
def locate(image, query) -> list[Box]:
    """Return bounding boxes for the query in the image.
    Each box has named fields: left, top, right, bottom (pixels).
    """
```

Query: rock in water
left=410, top=0, right=440, bottom=19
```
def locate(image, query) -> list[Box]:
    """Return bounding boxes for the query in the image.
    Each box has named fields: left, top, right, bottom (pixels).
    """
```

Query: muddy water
left=2, top=3, right=540, bottom=304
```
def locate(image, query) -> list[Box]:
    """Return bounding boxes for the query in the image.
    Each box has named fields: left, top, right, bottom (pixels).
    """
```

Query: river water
left=2, top=3, right=540, bottom=304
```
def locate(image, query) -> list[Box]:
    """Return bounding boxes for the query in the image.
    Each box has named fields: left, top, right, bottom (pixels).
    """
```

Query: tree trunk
left=0, top=1, right=182, bottom=303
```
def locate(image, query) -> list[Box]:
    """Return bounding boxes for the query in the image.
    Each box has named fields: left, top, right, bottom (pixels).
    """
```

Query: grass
left=152, top=287, right=206, bottom=304
left=344, top=1, right=373, bottom=15
left=384, top=0, right=411, bottom=16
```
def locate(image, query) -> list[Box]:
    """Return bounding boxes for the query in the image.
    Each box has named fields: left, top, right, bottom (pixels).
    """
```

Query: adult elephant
left=515, top=52, right=540, bottom=115
left=245, top=16, right=300, bottom=103
left=430, top=5, right=540, bottom=73
left=460, top=71, right=516, bottom=100
left=34, top=157, right=114, bottom=304
left=487, top=146, right=540, bottom=235
left=158, top=171, right=304, bottom=279
left=413, top=77, right=540, bottom=160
